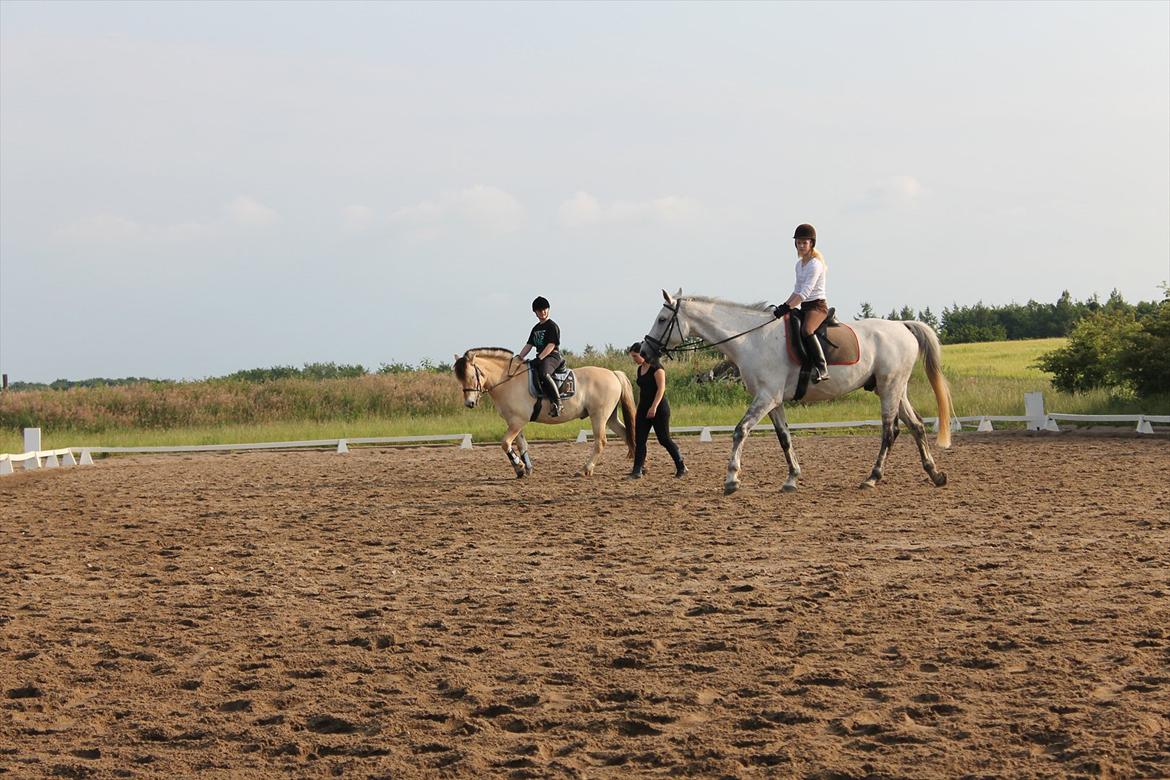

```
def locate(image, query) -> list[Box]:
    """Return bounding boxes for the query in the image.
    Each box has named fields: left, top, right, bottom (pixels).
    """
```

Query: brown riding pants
left=801, top=299, right=828, bottom=335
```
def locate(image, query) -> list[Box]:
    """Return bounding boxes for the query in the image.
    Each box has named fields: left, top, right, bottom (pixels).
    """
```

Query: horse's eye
left=657, top=317, right=666, bottom=324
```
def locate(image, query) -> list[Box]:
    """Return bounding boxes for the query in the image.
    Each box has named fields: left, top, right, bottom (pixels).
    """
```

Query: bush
left=1035, top=303, right=1169, bottom=396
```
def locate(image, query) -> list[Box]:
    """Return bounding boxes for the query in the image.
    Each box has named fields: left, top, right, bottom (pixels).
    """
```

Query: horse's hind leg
left=768, top=406, right=801, bottom=492
left=899, top=394, right=947, bottom=486
left=516, top=431, right=534, bottom=476
left=579, top=412, right=606, bottom=477
left=861, top=385, right=901, bottom=489
left=725, top=395, right=776, bottom=495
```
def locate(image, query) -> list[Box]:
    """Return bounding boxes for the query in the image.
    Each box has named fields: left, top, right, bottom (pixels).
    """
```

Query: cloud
left=341, top=204, right=378, bottom=233
left=58, top=214, right=213, bottom=244
left=60, top=214, right=143, bottom=242
left=226, top=196, right=279, bottom=227
left=847, top=176, right=926, bottom=213
left=389, top=185, right=526, bottom=238
left=557, top=192, right=706, bottom=229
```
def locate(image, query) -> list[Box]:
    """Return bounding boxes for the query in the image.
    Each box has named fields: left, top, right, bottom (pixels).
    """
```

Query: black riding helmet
left=793, top=223, right=817, bottom=248
left=532, top=296, right=550, bottom=312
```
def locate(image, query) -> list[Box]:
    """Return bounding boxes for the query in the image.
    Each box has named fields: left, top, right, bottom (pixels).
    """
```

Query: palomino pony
left=640, top=290, right=953, bottom=493
left=453, top=348, right=637, bottom=478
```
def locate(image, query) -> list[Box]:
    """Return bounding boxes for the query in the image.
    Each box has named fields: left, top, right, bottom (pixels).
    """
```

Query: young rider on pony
left=516, top=295, right=563, bottom=417
left=773, top=223, right=830, bottom=383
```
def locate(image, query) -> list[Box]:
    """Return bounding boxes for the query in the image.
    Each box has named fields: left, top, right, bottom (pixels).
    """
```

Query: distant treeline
left=860, top=289, right=1164, bottom=344
left=6, top=361, right=455, bottom=391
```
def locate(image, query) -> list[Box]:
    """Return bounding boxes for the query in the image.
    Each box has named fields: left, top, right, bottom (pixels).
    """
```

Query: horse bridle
left=461, top=363, right=485, bottom=395
left=461, top=358, right=526, bottom=401
left=641, top=301, right=683, bottom=360
left=643, top=298, right=783, bottom=360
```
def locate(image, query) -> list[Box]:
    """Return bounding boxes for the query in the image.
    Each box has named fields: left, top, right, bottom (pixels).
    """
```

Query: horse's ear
left=662, top=289, right=673, bottom=304
left=674, top=287, right=683, bottom=298
left=453, top=354, right=460, bottom=363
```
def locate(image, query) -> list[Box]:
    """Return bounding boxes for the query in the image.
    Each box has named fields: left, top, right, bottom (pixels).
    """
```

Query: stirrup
left=811, top=367, right=830, bottom=384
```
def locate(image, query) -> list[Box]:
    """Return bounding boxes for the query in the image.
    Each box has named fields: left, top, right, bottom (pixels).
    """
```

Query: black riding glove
left=773, top=304, right=790, bottom=318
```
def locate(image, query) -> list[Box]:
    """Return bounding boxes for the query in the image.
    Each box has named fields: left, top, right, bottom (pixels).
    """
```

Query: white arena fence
left=2, top=393, right=1165, bottom=478
left=1, top=429, right=471, bottom=477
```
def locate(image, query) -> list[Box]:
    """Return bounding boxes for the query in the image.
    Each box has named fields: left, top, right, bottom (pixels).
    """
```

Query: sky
left=1, top=0, right=1167, bottom=383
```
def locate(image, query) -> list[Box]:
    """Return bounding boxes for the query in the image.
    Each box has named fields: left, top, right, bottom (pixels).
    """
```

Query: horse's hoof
left=781, top=483, right=798, bottom=493
left=859, top=480, right=876, bottom=490
left=932, top=471, right=948, bottom=487
left=515, top=471, right=526, bottom=479
left=724, top=482, right=739, bottom=495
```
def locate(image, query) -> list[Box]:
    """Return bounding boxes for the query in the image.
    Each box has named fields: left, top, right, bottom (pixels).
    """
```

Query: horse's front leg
left=579, top=410, right=606, bottom=477
left=861, top=387, right=901, bottom=489
left=768, top=406, right=801, bottom=492
left=725, top=395, right=777, bottom=495
left=515, top=431, right=534, bottom=475
left=502, top=420, right=528, bottom=479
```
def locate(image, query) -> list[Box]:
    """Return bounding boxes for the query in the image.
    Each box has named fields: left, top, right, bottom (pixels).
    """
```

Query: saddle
left=526, top=360, right=576, bottom=420
left=526, top=360, right=576, bottom=400
left=784, top=308, right=861, bottom=401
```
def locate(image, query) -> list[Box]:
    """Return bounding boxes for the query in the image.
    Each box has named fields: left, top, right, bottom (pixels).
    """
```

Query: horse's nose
left=464, top=399, right=476, bottom=408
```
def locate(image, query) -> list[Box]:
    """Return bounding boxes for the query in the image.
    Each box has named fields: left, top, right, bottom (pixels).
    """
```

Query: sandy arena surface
left=1, top=432, right=1168, bottom=779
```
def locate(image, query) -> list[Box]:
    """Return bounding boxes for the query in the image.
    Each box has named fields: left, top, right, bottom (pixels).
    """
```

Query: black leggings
left=633, top=402, right=683, bottom=471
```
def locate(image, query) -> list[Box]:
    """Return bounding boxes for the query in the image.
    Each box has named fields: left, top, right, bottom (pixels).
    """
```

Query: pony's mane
left=453, top=347, right=516, bottom=382
left=682, top=295, right=773, bottom=313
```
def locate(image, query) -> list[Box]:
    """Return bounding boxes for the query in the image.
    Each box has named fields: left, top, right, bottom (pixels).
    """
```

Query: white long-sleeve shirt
left=792, top=257, right=827, bottom=303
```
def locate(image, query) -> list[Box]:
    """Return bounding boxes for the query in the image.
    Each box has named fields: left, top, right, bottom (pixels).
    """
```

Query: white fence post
left=1024, top=392, right=1047, bottom=431
left=460, top=434, right=473, bottom=449
left=336, top=439, right=349, bottom=454
left=576, top=429, right=589, bottom=443
left=699, top=427, right=713, bottom=442
left=22, top=428, right=42, bottom=470
left=1136, top=416, right=1154, bottom=435
left=977, top=417, right=993, bottom=432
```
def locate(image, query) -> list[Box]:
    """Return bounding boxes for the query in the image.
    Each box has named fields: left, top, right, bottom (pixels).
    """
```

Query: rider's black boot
left=803, top=332, right=830, bottom=383
left=541, top=373, right=562, bottom=417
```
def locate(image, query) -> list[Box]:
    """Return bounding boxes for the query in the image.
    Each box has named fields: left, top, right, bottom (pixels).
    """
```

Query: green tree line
left=859, top=289, right=1163, bottom=344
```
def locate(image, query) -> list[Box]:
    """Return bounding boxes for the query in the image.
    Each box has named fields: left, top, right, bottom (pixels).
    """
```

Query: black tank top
left=636, top=364, right=667, bottom=410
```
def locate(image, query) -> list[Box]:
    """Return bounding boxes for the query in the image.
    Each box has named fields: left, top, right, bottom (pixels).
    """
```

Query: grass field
left=2, top=337, right=1166, bottom=453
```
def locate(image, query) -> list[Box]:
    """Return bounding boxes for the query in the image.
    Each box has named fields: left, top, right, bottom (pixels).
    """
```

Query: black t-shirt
left=636, top=363, right=667, bottom=410
left=527, top=319, right=561, bottom=352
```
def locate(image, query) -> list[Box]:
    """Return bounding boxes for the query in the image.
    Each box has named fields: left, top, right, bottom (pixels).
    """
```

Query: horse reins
left=462, top=357, right=526, bottom=396
left=643, top=300, right=781, bottom=359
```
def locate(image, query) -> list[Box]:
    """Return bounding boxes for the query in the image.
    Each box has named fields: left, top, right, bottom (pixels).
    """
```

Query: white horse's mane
left=682, top=295, right=773, bottom=313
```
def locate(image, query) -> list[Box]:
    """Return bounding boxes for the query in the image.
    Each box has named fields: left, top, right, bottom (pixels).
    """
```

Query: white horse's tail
left=615, top=370, right=637, bottom=458
left=903, top=321, right=953, bottom=449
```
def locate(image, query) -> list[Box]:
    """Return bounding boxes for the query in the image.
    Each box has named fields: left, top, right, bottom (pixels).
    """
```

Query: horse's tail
left=616, top=370, right=637, bottom=458
left=904, top=321, right=953, bottom=449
